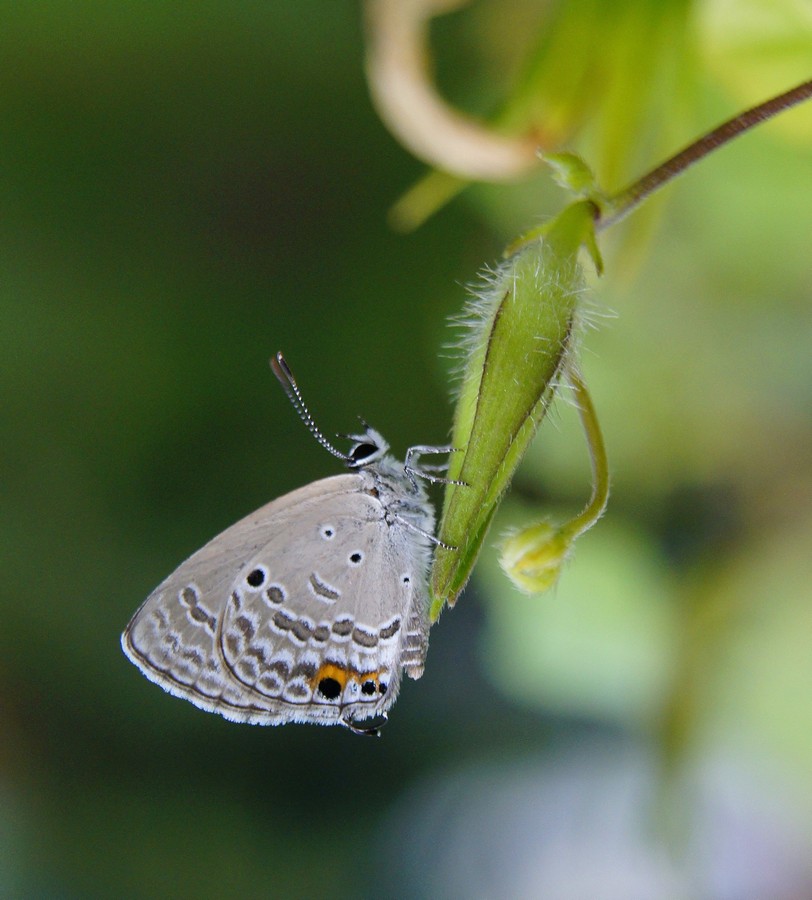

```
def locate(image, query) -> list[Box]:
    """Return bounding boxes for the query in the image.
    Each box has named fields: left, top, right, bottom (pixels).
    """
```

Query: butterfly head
left=344, top=423, right=389, bottom=468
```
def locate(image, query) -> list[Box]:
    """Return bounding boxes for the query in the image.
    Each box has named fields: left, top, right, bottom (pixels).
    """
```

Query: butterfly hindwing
left=122, top=469, right=431, bottom=727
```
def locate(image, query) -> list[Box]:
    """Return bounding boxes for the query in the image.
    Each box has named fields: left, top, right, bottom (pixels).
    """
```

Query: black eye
left=349, top=552, right=363, bottom=566
left=350, top=442, right=378, bottom=463
left=246, top=568, right=266, bottom=588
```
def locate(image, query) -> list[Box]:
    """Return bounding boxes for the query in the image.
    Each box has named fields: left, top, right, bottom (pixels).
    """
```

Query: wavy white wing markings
left=122, top=468, right=432, bottom=726
left=122, top=474, right=361, bottom=724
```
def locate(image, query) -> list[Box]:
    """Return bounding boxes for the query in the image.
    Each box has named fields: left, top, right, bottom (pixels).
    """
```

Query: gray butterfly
left=121, top=353, right=456, bottom=735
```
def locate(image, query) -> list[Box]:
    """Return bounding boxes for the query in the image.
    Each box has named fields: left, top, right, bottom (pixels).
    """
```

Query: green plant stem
left=560, top=368, right=609, bottom=541
left=599, top=78, right=812, bottom=231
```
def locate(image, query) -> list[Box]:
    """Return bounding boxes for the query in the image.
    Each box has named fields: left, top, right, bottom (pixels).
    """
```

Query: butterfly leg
left=404, top=445, right=467, bottom=489
left=392, top=511, right=457, bottom=550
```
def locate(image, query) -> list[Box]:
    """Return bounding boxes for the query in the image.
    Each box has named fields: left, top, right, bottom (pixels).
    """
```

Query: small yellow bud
left=500, top=522, right=572, bottom=594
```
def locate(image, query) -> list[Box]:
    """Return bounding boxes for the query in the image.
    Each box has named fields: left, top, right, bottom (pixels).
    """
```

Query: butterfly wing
left=122, top=471, right=430, bottom=727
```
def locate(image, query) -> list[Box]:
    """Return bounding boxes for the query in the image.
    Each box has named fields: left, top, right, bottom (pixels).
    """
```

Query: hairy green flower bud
left=430, top=200, right=600, bottom=618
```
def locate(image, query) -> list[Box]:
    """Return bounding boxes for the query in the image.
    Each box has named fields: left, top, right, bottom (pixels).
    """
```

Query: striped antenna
left=270, top=352, right=349, bottom=461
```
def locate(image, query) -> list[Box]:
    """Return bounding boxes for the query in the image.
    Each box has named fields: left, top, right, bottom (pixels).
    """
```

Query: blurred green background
left=1, top=1, right=811, bottom=896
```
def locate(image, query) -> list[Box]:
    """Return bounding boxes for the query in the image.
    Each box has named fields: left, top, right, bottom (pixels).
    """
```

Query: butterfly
left=121, top=353, right=457, bottom=735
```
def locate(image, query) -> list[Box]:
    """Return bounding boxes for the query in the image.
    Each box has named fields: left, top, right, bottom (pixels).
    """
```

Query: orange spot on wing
left=310, top=663, right=388, bottom=695
left=314, top=663, right=350, bottom=690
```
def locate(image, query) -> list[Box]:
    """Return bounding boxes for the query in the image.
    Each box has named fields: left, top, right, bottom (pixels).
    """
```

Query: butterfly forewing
left=122, top=467, right=431, bottom=727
